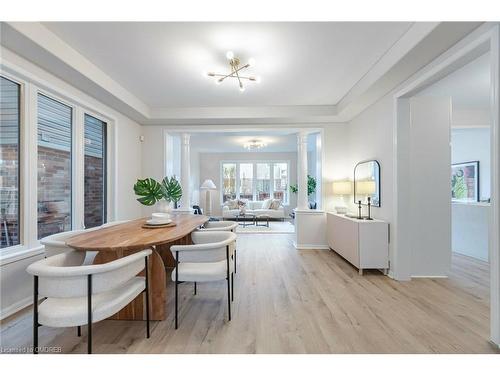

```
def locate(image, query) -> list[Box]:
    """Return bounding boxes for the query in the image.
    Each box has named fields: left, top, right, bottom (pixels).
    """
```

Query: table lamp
left=332, top=180, right=352, bottom=214
left=200, top=179, right=217, bottom=216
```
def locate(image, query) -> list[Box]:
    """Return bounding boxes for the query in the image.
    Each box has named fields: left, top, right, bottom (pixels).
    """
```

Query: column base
left=294, top=210, right=328, bottom=250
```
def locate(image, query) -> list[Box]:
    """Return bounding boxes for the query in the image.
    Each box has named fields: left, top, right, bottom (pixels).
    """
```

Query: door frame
left=392, top=23, right=500, bottom=347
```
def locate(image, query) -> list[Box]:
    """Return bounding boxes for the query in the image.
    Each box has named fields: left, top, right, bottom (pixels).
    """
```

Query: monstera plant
left=133, top=176, right=182, bottom=206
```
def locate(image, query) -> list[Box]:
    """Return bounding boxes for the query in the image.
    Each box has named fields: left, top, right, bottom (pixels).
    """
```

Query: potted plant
left=133, top=176, right=182, bottom=212
left=290, top=175, right=317, bottom=208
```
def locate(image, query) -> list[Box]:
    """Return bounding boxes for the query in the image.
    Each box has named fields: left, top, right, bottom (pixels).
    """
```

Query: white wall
left=452, top=127, right=491, bottom=200
left=198, top=152, right=298, bottom=217
left=0, top=48, right=143, bottom=319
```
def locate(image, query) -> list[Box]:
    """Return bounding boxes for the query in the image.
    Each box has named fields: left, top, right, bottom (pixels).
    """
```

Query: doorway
left=392, top=25, right=500, bottom=347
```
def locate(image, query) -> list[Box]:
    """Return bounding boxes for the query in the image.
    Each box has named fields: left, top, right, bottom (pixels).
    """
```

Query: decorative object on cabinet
left=451, top=161, right=479, bottom=202
left=366, top=197, right=373, bottom=220
left=326, top=212, right=389, bottom=275
left=332, top=180, right=352, bottom=214
left=354, top=160, right=380, bottom=206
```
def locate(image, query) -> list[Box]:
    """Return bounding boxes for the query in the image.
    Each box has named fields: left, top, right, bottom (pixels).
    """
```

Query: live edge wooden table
left=66, top=214, right=209, bottom=321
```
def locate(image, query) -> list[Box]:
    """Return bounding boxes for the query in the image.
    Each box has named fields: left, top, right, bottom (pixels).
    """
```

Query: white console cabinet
left=326, top=213, right=389, bottom=275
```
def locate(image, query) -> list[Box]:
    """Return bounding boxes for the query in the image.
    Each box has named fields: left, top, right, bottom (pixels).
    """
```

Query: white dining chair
left=170, top=231, right=237, bottom=329
left=40, top=227, right=101, bottom=265
left=196, top=221, right=238, bottom=273
left=26, top=249, right=152, bottom=354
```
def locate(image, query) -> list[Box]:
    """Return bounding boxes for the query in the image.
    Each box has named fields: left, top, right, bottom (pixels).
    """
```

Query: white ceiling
left=418, top=52, right=490, bottom=109
left=42, top=22, right=412, bottom=108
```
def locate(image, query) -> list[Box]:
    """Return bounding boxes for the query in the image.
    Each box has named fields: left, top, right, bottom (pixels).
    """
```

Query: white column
left=180, top=133, right=191, bottom=211
left=297, top=131, right=309, bottom=210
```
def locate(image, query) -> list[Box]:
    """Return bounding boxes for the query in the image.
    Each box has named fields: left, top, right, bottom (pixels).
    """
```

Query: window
left=0, top=77, right=21, bottom=249
left=84, top=114, right=107, bottom=228
left=239, top=163, right=253, bottom=200
left=273, top=162, right=288, bottom=203
left=37, top=94, right=72, bottom=239
left=256, top=163, right=271, bottom=200
left=220, top=161, right=289, bottom=204
left=222, top=163, right=236, bottom=201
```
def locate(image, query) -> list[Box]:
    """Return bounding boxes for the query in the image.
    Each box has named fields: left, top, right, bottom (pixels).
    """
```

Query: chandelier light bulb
left=248, top=57, right=256, bottom=66
left=255, top=76, right=261, bottom=83
left=226, top=51, right=234, bottom=60
left=239, top=86, right=245, bottom=92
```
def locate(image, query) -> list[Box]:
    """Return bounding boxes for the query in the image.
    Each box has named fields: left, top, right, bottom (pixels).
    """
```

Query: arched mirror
left=354, top=160, right=381, bottom=207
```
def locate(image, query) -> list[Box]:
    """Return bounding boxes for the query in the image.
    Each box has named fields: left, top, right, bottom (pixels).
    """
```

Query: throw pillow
left=261, top=198, right=273, bottom=209
left=226, top=199, right=238, bottom=209
left=269, top=199, right=282, bottom=210
left=237, top=199, right=247, bottom=207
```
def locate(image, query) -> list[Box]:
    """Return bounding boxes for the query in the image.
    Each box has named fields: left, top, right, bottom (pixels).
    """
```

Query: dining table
left=66, top=213, right=209, bottom=321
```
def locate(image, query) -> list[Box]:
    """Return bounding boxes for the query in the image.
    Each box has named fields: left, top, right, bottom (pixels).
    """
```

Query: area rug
left=235, top=220, right=295, bottom=234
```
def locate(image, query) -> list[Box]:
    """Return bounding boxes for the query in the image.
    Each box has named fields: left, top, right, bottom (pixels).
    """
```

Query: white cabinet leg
left=358, top=268, right=363, bottom=276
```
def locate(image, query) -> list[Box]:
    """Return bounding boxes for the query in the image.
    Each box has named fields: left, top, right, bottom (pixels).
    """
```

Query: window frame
left=0, top=69, right=116, bottom=264
left=83, top=112, right=108, bottom=228
left=0, top=76, right=22, bottom=251
left=219, top=160, right=290, bottom=205
left=36, top=91, right=75, bottom=239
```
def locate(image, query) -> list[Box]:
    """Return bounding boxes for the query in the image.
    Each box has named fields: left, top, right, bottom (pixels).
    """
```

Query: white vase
left=155, top=200, right=173, bottom=213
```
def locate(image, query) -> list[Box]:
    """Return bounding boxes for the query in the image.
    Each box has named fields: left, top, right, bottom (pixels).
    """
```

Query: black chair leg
left=145, top=257, right=150, bottom=338
left=87, top=275, right=92, bottom=354
left=194, top=282, right=197, bottom=295
left=175, top=251, right=179, bottom=329
left=226, top=246, right=231, bottom=321
left=231, top=272, right=234, bottom=302
left=234, top=249, right=237, bottom=274
left=33, top=276, right=38, bottom=355
left=77, top=326, right=81, bottom=337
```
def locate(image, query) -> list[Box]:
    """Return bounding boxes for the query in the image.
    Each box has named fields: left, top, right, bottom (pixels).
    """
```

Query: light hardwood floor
left=1, top=233, right=498, bottom=354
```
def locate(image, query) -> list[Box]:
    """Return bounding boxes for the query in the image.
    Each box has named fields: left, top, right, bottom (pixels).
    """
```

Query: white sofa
left=222, top=200, right=286, bottom=219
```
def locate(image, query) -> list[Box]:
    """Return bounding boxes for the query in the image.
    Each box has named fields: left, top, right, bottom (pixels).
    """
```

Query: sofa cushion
left=261, top=198, right=273, bottom=209
left=269, top=199, right=282, bottom=210
left=224, top=199, right=239, bottom=209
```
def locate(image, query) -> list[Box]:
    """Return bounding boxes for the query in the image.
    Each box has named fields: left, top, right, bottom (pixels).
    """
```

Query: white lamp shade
left=356, top=180, right=376, bottom=195
left=332, top=180, right=352, bottom=195
left=200, top=179, right=217, bottom=190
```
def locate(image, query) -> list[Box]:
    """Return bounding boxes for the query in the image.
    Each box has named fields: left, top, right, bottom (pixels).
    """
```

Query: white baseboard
left=411, top=275, right=449, bottom=278
left=0, top=296, right=32, bottom=320
left=293, top=241, right=330, bottom=250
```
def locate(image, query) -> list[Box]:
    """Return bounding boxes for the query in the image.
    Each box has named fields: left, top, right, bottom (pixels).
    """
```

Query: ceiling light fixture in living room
left=244, top=139, right=267, bottom=150
left=206, top=51, right=260, bottom=91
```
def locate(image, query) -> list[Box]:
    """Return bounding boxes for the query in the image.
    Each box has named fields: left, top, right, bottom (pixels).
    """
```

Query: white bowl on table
left=147, top=212, right=172, bottom=225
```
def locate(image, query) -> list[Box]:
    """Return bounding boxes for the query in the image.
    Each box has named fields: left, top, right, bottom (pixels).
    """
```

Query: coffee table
left=235, top=213, right=256, bottom=227
left=256, top=214, right=271, bottom=227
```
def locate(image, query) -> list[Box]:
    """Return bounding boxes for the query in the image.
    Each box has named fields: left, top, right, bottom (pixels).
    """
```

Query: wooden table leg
left=156, top=233, right=194, bottom=268
left=93, top=248, right=166, bottom=321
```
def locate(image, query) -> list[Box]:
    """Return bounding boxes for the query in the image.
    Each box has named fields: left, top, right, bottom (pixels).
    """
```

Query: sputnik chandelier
left=206, top=51, right=260, bottom=91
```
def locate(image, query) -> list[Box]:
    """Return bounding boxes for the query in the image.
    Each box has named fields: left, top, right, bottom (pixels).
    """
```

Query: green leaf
left=133, top=178, right=164, bottom=206
left=161, top=176, right=183, bottom=203
left=289, top=175, right=317, bottom=196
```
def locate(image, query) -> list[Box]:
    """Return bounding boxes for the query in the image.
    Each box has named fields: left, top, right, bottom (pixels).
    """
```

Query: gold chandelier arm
left=211, top=74, right=254, bottom=81
left=216, top=63, right=250, bottom=82
left=233, top=65, right=243, bottom=88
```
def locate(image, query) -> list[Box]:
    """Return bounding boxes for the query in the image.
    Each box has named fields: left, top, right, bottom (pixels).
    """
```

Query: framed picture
left=451, top=161, right=479, bottom=202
